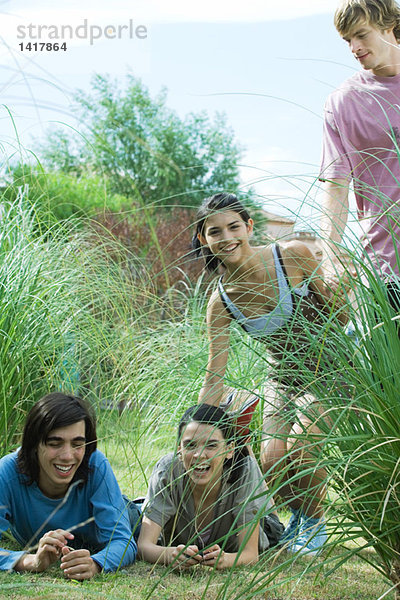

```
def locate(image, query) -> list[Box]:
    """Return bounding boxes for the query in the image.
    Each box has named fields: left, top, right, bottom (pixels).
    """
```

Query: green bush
left=4, top=164, right=131, bottom=227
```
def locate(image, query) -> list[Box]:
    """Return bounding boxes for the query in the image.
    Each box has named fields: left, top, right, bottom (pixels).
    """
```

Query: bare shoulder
left=207, top=288, right=223, bottom=311
left=207, top=289, right=230, bottom=325
left=252, top=244, right=271, bottom=261
left=278, top=240, right=315, bottom=262
left=277, top=241, right=322, bottom=282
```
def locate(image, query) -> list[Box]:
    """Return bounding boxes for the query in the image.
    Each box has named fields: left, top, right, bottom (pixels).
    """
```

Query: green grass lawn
left=0, top=551, right=393, bottom=600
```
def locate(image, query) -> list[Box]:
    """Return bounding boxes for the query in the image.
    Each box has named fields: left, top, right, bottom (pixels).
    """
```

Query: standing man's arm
left=320, top=178, right=350, bottom=261
left=319, top=93, right=352, bottom=264
left=321, top=178, right=350, bottom=245
left=319, top=178, right=354, bottom=289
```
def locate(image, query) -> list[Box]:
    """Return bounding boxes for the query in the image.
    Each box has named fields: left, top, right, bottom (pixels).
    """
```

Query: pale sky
left=2, top=0, right=339, bottom=25
left=0, top=0, right=361, bottom=238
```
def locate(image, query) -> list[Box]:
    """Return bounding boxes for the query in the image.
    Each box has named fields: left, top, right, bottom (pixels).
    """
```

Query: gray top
left=218, top=243, right=309, bottom=338
left=144, top=453, right=273, bottom=553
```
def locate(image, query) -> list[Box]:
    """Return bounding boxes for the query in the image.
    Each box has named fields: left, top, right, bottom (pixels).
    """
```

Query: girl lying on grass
left=137, top=404, right=283, bottom=569
left=191, top=193, right=349, bottom=556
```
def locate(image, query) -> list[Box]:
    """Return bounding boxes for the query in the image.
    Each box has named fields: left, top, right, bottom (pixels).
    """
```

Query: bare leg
left=260, top=383, right=329, bottom=553
left=261, top=385, right=327, bottom=516
left=287, top=405, right=327, bottom=519
left=260, top=382, right=300, bottom=508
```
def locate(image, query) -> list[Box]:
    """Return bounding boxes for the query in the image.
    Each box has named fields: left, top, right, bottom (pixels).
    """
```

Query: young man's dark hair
left=18, top=392, right=97, bottom=486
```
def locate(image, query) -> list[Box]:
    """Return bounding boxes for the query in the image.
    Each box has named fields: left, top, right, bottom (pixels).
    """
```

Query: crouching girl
left=138, top=404, right=283, bottom=569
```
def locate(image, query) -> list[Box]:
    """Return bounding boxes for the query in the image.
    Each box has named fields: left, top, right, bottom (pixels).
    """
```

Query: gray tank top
left=217, top=244, right=309, bottom=338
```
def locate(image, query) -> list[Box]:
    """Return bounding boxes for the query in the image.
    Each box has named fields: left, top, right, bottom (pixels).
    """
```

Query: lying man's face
left=37, top=420, right=86, bottom=498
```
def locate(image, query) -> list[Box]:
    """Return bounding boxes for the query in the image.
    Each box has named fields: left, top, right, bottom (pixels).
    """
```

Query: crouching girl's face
left=197, top=210, right=253, bottom=267
left=178, top=421, right=234, bottom=490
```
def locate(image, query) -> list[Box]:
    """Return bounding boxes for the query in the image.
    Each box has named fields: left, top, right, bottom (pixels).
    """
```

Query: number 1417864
left=19, top=42, right=67, bottom=51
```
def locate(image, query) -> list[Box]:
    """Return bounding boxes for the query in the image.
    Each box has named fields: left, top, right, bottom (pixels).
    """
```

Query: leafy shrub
left=4, top=164, right=131, bottom=226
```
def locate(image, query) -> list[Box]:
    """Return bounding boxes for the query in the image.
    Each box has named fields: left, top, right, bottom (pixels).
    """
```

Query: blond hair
left=334, top=0, right=400, bottom=40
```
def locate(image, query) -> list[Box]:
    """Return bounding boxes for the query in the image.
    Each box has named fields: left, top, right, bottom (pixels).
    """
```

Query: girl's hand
left=171, top=544, right=203, bottom=569
left=60, top=546, right=101, bottom=580
left=202, top=544, right=227, bottom=570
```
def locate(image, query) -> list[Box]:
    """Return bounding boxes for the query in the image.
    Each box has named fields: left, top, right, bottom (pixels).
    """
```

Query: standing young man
left=319, top=0, right=400, bottom=302
left=0, top=393, right=138, bottom=578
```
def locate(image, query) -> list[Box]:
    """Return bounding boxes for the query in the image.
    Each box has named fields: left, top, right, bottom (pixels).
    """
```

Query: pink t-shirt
left=320, top=69, right=400, bottom=277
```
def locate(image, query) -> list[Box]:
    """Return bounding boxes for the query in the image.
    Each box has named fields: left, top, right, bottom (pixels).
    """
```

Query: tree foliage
left=40, top=73, right=251, bottom=208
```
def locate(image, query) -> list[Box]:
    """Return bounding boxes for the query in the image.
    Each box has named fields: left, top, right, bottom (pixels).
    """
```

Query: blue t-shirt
left=0, top=449, right=137, bottom=571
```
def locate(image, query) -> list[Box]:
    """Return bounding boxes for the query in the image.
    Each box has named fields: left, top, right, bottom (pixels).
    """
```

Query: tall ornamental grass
left=309, top=257, right=400, bottom=599
left=0, top=194, right=398, bottom=599
left=221, top=242, right=400, bottom=598
left=0, top=191, right=149, bottom=454
left=2, top=169, right=400, bottom=598
left=125, top=231, right=400, bottom=599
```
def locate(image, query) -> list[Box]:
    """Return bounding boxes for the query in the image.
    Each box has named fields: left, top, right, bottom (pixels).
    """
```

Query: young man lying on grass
left=0, top=392, right=138, bottom=579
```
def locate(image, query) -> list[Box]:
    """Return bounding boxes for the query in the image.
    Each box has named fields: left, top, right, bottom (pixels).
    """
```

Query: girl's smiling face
left=179, top=422, right=233, bottom=490
left=197, top=210, right=253, bottom=265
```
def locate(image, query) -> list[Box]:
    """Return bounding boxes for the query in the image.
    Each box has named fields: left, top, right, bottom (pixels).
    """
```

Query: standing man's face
left=342, top=21, right=399, bottom=76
